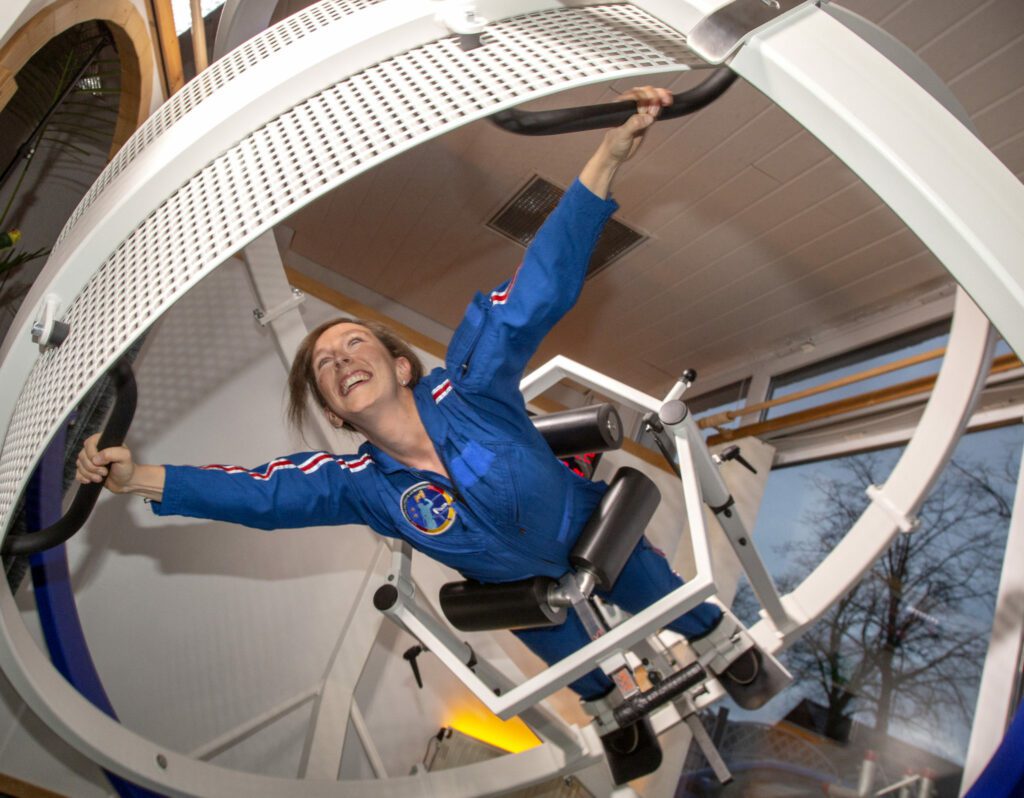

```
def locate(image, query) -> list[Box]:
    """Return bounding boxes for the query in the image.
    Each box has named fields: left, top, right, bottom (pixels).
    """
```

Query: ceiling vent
left=487, top=176, right=646, bottom=278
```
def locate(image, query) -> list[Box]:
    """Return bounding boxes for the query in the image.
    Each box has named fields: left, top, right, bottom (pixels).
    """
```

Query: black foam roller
left=570, top=467, right=660, bottom=591
left=439, top=576, right=565, bottom=632
left=532, top=404, right=623, bottom=459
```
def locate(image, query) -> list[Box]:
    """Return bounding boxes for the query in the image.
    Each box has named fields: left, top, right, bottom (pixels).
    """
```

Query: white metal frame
left=383, top=359, right=725, bottom=718
left=961, top=431, right=1024, bottom=792
left=0, top=0, right=1021, bottom=795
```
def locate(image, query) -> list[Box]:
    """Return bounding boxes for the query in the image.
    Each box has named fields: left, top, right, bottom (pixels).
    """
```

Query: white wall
left=1, top=259, right=487, bottom=791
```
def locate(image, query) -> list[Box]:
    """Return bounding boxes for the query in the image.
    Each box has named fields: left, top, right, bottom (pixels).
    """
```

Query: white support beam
left=755, top=290, right=993, bottom=652
left=961, top=430, right=1024, bottom=794
left=242, top=232, right=338, bottom=449
left=299, top=542, right=390, bottom=779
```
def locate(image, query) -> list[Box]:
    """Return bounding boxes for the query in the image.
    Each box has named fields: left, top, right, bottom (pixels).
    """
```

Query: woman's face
left=312, top=322, right=410, bottom=424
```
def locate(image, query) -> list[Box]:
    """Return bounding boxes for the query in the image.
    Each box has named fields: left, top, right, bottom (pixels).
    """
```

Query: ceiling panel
left=283, top=0, right=1024, bottom=397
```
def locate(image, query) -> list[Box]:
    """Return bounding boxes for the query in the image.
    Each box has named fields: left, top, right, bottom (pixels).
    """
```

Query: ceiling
left=282, top=0, right=1024, bottom=399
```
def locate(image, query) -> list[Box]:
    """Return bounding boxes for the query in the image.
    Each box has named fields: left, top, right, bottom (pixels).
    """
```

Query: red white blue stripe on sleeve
left=489, top=270, right=518, bottom=306
left=200, top=452, right=373, bottom=480
left=432, top=379, right=453, bottom=404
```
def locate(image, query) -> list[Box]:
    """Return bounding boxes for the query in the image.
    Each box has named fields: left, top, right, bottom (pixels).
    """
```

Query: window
left=764, top=321, right=950, bottom=421
left=690, top=424, right=1023, bottom=795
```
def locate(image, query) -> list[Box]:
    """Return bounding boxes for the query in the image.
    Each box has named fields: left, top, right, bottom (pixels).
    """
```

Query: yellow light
left=446, top=699, right=542, bottom=754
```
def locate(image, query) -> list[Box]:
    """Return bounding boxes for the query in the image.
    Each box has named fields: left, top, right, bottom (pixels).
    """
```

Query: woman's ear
left=396, top=356, right=412, bottom=387
left=324, top=408, right=345, bottom=428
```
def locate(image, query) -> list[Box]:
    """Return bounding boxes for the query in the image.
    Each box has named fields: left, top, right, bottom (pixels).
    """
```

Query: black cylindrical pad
left=570, top=467, right=660, bottom=591
left=532, top=404, right=623, bottom=459
left=439, top=576, right=565, bottom=631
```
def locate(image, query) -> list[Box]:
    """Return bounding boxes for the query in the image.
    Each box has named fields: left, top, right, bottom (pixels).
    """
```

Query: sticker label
left=401, top=482, right=456, bottom=535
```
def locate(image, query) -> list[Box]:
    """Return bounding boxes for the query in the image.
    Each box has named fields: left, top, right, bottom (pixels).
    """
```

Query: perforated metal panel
left=0, top=1, right=705, bottom=534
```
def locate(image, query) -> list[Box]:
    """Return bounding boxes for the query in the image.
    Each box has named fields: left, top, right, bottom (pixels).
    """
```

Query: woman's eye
left=316, top=358, right=332, bottom=370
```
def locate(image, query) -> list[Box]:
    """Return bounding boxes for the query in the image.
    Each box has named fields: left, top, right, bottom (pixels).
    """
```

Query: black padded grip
left=2, top=356, right=137, bottom=557
left=490, top=69, right=738, bottom=136
left=439, top=576, right=565, bottom=631
left=613, top=662, right=706, bottom=728
left=570, top=467, right=660, bottom=591
left=532, top=404, right=622, bottom=459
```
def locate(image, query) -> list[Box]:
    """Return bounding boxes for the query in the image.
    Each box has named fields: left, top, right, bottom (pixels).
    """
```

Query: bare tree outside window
left=733, top=439, right=1018, bottom=757
left=783, top=452, right=1013, bottom=745
left=699, top=435, right=1021, bottom=796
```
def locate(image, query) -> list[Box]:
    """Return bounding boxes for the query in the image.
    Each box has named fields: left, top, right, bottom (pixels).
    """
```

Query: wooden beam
left=707, top=353, right=1022, bottom=446
left=0, top=66, right=16, bottom=112
left=189, top=0, right=209, bottom=73
left=0, top=772, right=70, bottom=798
left=148, top=0, right=184, bottom=95
left=0, top=0, right=158, bottom=155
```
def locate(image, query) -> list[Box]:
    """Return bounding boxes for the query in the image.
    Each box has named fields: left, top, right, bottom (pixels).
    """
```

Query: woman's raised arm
left=579, top=85, right=671, bottom=199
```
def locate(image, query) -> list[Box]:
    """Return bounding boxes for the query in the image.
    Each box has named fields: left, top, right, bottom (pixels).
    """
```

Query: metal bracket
left=687, top=0, right=815, bottom=64
left=30, top=293, right=70, bottom=350
left=433, top=0, right=487, bottom=50
left=682, top=710, right=733, bottom=784
left=252, top=286, right=304, bottom=326
left=866, top=483, right=920, bottom=533
left=688, top=615, right=751, bottom=676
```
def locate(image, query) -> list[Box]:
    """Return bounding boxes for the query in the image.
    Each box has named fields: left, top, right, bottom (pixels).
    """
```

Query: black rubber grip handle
left=490, top=69, right=738, bottom=136
left=439, top=576, right=566, bottom=631
left=532, top=403, right=622, bottom=459
left=570, top=467, right=660, bottom=591
left=613, top=661, right=706, bottom=727
left=2, top=356, right=137, bottom=556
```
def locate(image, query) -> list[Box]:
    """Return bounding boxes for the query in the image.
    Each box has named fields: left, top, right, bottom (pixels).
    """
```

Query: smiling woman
left=73, top=89, right=726, bottom=709
left=289, top=316, right=425, bottom=434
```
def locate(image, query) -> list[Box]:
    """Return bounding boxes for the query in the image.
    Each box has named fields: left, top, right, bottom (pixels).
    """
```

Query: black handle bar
left=489, top=68, right=738, bottom=136
left=2, top=356, right=137, bottom=557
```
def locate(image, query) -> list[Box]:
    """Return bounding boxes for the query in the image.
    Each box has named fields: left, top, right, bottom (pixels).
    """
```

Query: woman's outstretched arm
left=76, top=432, right=165, bottom=501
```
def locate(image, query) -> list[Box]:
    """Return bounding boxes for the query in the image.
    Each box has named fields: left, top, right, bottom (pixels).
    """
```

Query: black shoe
left=600, top=716, right=663, bottom=784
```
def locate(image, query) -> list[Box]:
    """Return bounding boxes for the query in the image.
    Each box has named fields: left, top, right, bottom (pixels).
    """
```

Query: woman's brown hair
left=288, top=317, right=425, bottom=433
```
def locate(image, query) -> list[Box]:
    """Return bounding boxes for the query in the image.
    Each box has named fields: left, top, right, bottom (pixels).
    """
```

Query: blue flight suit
left=152, top=179, right=721, bottom=699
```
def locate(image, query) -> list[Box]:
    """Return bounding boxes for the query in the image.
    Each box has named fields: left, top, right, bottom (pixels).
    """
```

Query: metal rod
left=189, top=686, right=317, bottom=761
left=707, top=352, right=1020, bottom=446
left=698, top=346, right=948, bottom=429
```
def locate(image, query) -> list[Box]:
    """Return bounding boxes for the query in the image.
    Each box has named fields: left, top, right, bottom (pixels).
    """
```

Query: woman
left=77, top=87, right=723, bottom=701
